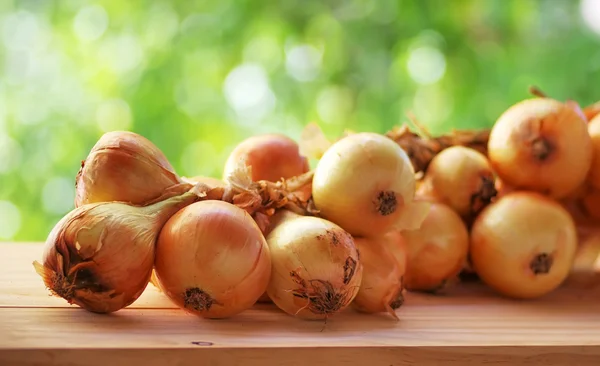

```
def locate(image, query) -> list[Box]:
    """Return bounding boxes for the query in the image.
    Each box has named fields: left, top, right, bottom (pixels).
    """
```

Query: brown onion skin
left=423, top=146, right=496, bottom=219
left=470, top=191, right=577, bottom=299
left=487, top=98, right=593, bottom=199
left=75, top=131, right=188, bottom=207
left=402, top=202, right=469, bottom=292
left=352, top=231, right=407, bottom=318
left=154, top=200, right=271, bottom=319
left=34, top=192, right=198, bottom=313
left=223, top=134, right=310, bottom=183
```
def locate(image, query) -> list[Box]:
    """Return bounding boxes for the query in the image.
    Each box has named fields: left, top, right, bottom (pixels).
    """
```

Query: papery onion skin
left=470, top=191, right=577, bottom=299
left=424, top=146, right=496, bottom=218
left=266, top=214, right=362, bottom=320
left=180, top=175, right=227, bottom=189
left=223, top=134, right=310, bottom=183
left=402, top=202, right=469, bottom=292
left=487, top=98, right=593, bottom=199
left=312, top=132, right=422, bottom=237
left=75, top=131, right=190, bottom=207
left=33, top=192, right=198, bottom=313
left=352, top=231, right=406, bottom=319
left=154, top=200, right=271, bottom=319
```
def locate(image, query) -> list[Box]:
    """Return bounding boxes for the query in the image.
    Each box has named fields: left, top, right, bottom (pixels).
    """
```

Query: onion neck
left=145, top=192, right=199, bottom=226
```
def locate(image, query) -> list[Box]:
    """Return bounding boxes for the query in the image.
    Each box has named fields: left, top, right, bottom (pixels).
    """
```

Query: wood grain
left=1, top=242, right=600, bottom=365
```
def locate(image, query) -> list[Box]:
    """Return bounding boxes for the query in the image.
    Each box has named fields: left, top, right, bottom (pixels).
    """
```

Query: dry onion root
left=487, top=97, right=593, bottom=199
left=384, top=124, right=491, bottom=175
left=352, top=231, right=407, bottom=320
left=470, top=191, right=578, bottom=299
left=418, top=146, right=497, bottom=220
left=402, top=202, right=469, bottom=293
left=311, top=132, right=429, bottom=237
left=154, top=200, right=271, bottom=319
left=33, top=192, right=199, bottom=313
left=266, top=212, right=362, bottom=321
left=75, top=131, right=193, bottom=207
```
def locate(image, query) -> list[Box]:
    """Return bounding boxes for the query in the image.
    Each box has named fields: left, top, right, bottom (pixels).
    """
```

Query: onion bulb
left=586, top=115, right=600, bottom=190
left=75, top=131, right=191, bottom=207
left=352, top=231, right=407, bottom=319
left=584, top=101, right=600, bottom=122
left=487, top=98, right=593, bottom=199
left=33, top=192, right=198, bottom=313
left=154, top=200, right=271, bottom=319
left=420, top=146, right=496, bottom=218
left=470, top=192, right=577, bottom=299
left=266, top=213, right=362, bottom=320
left=223, top=134, right=309, bottom=183
left=581, top=186, right=600, bottom=221
left=566, top=225, right=600, bottom=287
left=402, top=202, right=469, bottom=292
left=312, top=132, right=429, bottom=237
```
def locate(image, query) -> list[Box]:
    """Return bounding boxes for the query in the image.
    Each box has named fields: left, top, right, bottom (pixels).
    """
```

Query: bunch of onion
left=266, top=211, right=362, bottom=321
left=222, top=133, right=311, bottom=303
left=33, top=191, right=199, bottom=313
left=470, top=191, right=577, bottom=299
left=417, top=146, right=497, bottom=221
left=75, top=131, right=193, bottom=207
left=400, top=201, right=469, bottom=293
left=311, top=132, right=429, bottom=238
left=352, top=231, right=407, bottom=320
left=153, top=200, right=271, bottom=319
left=487, top=97, right=593, bottom=199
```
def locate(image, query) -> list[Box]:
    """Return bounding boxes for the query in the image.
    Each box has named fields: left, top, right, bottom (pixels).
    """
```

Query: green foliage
left=1, top=0, right=599, bottom=241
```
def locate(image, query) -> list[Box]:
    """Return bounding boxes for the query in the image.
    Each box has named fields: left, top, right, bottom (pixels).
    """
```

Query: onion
left=266, top=212, right=362, bottom=320
left=470, top=191, right=577, bottom=299
left=487, top=98, right=593, bottom=199
left=75, top=131, right=191, bottom=206
left=581, top=186, right=600, bottom=221
left=352, top=231, right=407, bottom=319
left=402, top=202, right=469, bottom=292
left=33, top=192, right=198, bottom=313
left=566, top=224, right=600, bottom=287
left=420, top=146, right=496, bottom=219
left=584, top=101, right=600, bottom=122
left=587, top=115, right=600, bottom=190
left=223, top=134, right=309, bottom=183
left=154, top=200, right=271, bottom=319
left=312, top=132, right=429, bottom=237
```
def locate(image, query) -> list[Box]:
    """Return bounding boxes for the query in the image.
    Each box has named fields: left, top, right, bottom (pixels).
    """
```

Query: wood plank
left=2, top=242, right=600, bottom=365
left=2, top=305, right=600, bottom=365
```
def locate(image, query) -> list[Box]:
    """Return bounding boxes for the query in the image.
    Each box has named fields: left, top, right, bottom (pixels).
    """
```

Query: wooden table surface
left=2, top=242, right=600, bottom=366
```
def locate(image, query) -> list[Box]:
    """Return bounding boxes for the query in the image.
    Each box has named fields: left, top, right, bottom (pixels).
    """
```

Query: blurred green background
left=1, top=0, right=600, bottom=241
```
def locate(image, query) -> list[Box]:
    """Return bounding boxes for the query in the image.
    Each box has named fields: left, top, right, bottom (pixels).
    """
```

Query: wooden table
left=1, top=242, right=600, bottom=365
